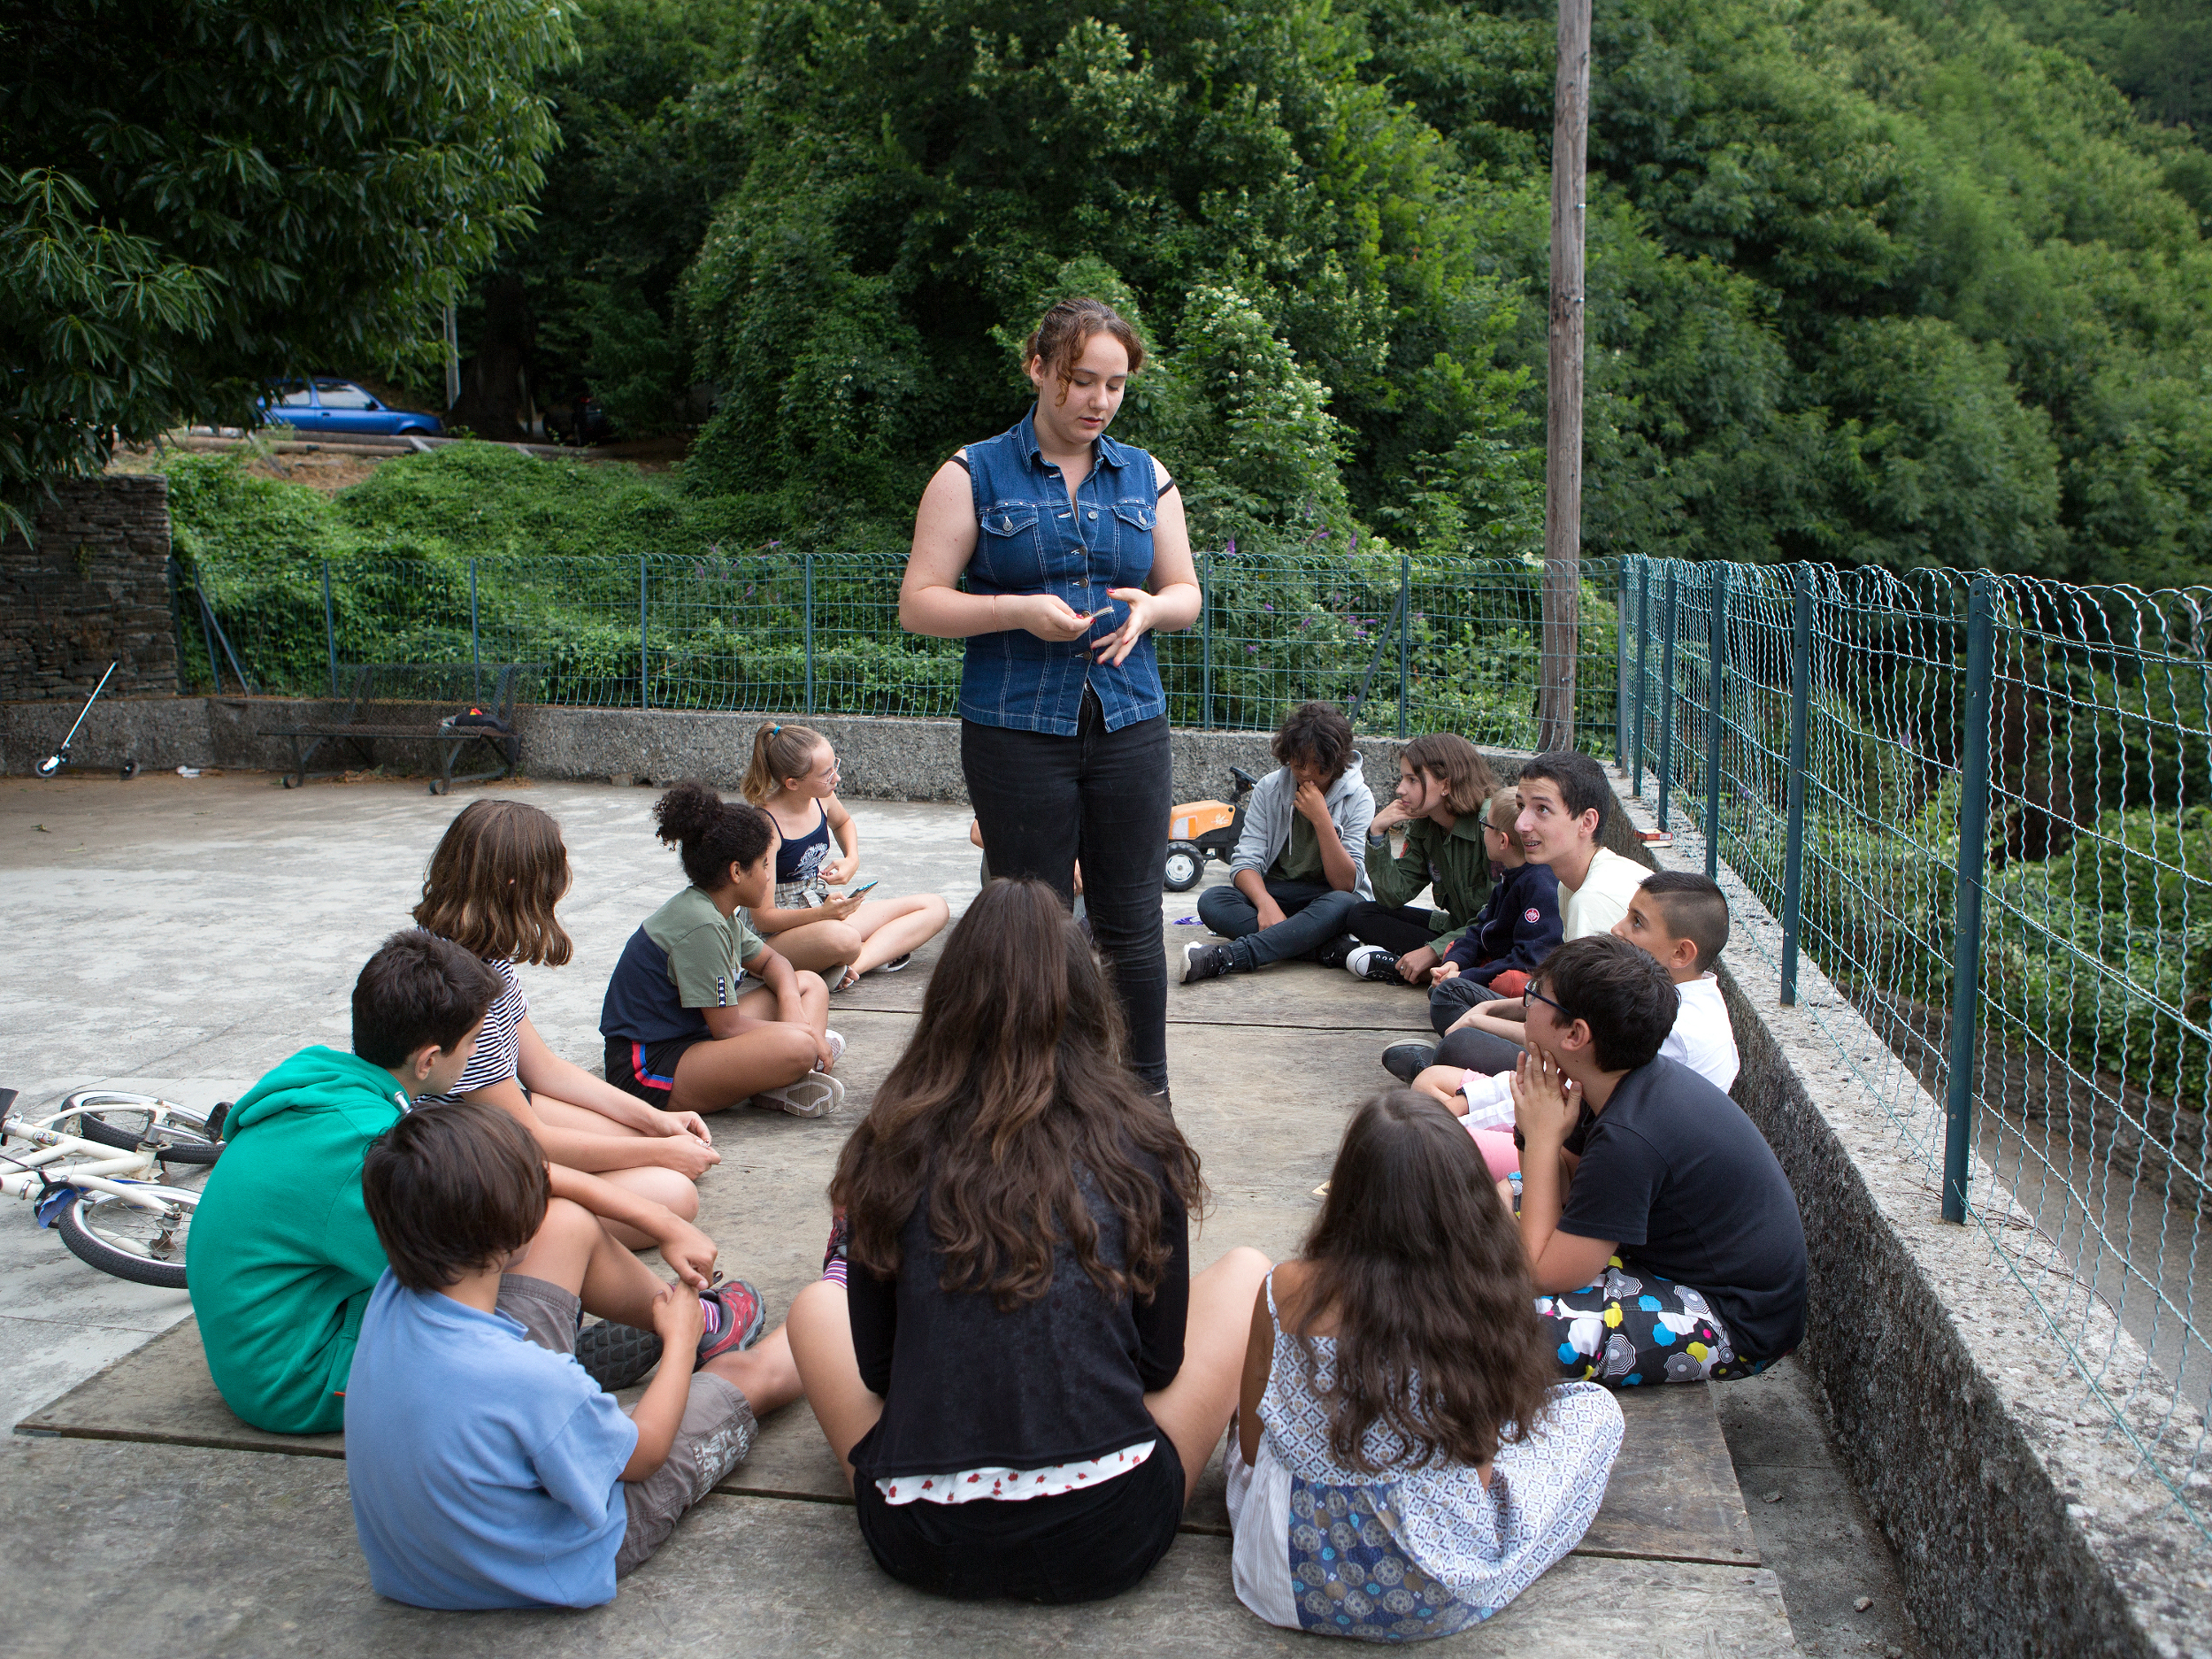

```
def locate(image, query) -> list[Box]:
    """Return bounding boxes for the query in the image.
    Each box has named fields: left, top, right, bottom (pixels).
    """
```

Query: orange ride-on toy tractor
left=1163, top=766, right=1259, bottom=891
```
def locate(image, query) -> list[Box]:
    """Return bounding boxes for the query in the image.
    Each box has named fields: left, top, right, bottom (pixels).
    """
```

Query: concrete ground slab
left=6, top=776, right=1916, bottom=1653
left=26, top=1315, right=1758, bottom=1567
left=0, top=1435, right=1800, bottom=1658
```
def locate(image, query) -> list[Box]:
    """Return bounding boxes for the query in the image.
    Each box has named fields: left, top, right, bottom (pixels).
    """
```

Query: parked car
left=257, top=379, right=444, bottom=438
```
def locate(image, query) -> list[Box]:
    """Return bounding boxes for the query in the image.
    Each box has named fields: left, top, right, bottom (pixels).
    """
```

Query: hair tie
left=770, top=724, right=781, bottom=734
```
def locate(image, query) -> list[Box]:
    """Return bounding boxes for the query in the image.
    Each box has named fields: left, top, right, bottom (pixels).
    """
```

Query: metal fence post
left=468, top=558, right=481, bottom=704
left=639, top=556, right=649, bottom=711
left=1780, top=565, right=1813, bottom=1004
left=1616, top=561, right=1632, bottom=767
left=1201, top=550, right=1213, bottom=730
left=1657, top=565, right=1678, bottom=829
left=1631, top=557, right=1650, bottom=795
left=1397, top=553, right=1410, bottom=738
left=1703, top=565, right=1730, bottom=878
left=1943, top=575, right=1998, bottom=1224
left=803, top=551, right=817, bottom=716
left=321, top=559, right=338, bottom=698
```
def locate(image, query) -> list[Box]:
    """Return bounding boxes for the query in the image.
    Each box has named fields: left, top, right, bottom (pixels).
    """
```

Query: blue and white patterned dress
left=1225, top=1274, right=1623, bottom=1641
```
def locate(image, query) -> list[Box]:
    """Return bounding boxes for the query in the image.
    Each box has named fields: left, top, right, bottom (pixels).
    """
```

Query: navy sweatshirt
left=1441, top=861, right=1563, bottom=982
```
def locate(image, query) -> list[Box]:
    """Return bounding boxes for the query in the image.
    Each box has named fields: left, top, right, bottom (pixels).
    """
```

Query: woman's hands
left=1091, top=587, right=1171, bottom=666
left=1010, top=592, right=1096, bottom=642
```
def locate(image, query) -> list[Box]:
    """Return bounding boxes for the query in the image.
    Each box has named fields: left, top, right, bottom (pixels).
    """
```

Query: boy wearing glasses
left=1504, top=934, right=1805, bottom=1386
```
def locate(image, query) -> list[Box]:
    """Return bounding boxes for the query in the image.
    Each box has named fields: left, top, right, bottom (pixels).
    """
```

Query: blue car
left=259, top=379, right=444, bottom=438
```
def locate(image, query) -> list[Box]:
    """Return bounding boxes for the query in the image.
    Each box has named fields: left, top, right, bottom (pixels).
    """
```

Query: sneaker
left=695, top=1279, right=767, bottom=1367
left=824, top=1030, right=846, bottom=1069
left=821, top=1210, right=850, bottom=1284
left=1382, top=1041, right=1437, bottom=1083
left=1346, top=945, right=1404, bottom=984
left=573, top=1319, right=663, bottom=1391
left=877, top=952, right=913, bottom=972
left=1182, top=941, right=1235, bottom=984
left=1315, top=933, right=1362, bottom=972
left=752, top=1071, right=843, bottom=1118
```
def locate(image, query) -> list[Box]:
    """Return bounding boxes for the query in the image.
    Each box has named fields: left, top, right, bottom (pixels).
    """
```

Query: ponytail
left=741, top=722, right=827, bottom=804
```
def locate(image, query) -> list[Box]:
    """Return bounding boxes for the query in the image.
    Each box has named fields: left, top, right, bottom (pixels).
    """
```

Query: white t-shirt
left=1457, top=969, right=1740, bottom=1130
left=1660, top=972, right=1739, bottom=1093
left=1560, top=846, right=1648, bottom=941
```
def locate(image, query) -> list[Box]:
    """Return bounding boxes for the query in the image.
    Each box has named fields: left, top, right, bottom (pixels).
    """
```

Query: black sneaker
left=1382, top=1041, right=1436, bottom=1083
left=574, top=1320, right=663, bottom=1391
left=1182, top=941, right=1235, bottom=984
left=1315, top=933, right=1361, bottom=972
left=1347, top=945, right=1404, bottom=984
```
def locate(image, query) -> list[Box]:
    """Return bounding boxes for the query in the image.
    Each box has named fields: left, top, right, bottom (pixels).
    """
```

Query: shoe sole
left=573, top=1320, right=664, bottom=1390
left=824, top=1031, right=846, bottom=1069
left=1382, top=1046, right=1436, bottom=1083
left=755, top=1071, right=842, bottom=1117
left=877, top=954, right=912, bottom=972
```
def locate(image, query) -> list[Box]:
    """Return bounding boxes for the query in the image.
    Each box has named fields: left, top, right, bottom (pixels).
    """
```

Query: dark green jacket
left=1363, top=813, right=1494, bottom=945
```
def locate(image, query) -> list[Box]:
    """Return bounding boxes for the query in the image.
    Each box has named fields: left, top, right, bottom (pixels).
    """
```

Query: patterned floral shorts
left=1536, top=1259, right=1771, bottom=1386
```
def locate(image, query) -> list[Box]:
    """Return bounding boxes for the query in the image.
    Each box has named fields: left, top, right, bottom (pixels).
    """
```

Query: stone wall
left=0, top=476, right=178, bottom=703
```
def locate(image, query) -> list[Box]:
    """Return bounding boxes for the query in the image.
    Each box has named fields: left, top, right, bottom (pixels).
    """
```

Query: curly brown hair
left=411, top=800, right=573, bottom=967
left=1025, top=297, right=1147, bottom=404
left=1291, top=1091, right=1558, bottom=1471
left=832, top=879, right=1202, bottom=1309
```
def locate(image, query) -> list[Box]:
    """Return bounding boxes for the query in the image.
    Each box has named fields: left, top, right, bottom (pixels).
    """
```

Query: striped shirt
left=415, top=954, right=525, bottom=1108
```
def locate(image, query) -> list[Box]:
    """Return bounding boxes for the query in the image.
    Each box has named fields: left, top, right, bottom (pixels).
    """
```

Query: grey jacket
left=1228, top=757, right=1377, bottom=899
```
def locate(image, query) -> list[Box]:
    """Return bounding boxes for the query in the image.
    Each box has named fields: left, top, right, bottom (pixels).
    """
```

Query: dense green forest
left=458, top=0, right=2212, bottom=584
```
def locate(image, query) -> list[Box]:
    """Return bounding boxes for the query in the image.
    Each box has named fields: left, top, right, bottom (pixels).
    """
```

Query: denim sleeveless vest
left=957, top=407, right=1165, bottom=735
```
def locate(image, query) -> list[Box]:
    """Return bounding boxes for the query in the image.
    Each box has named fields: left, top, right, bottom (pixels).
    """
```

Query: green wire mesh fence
left=1624, top=555, right=2212, bottom=1544
left=174, top=549, right=1624, bottom=749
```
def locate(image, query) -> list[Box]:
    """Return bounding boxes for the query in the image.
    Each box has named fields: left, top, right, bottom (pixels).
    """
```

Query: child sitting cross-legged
left=787, top=879, right=1272, bottom=1604
left=1409, top=871, right=1737, bottom=1183
left=188, top=931, right=749, bottom=1436
left=346, top=1099, right=802, bottom=1609
left=1226, top=1090, right=1623, bottom=1640
left=1509, top=935, right=1805, bottom=1386
left=1417, top=787, right=1560, bottom=1033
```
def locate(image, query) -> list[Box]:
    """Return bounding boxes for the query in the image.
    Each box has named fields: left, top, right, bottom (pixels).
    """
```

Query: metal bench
left=264, top=663, right=541, bottom=795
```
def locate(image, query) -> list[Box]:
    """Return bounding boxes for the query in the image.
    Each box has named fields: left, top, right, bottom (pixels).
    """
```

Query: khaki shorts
left=495, top=1274, right=757, bottom=1577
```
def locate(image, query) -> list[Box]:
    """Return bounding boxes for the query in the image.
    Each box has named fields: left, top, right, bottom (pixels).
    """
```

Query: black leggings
left=1347, top=901, right=1442, bottom=956
left=962, top=693, right=1171, bottom=1090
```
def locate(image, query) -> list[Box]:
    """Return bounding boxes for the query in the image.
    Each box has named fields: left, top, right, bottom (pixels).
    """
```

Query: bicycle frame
left=0, top=1113, right=200, bottom=1214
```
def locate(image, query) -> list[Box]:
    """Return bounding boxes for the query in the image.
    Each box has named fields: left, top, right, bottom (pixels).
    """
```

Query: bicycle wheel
left=65, top=1097, right=227, bottom=1164
left=56, top=1187, right=196, bottom=1288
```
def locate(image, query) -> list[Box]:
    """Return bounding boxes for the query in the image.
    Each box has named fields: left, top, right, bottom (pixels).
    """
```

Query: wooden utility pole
left=1537, top=0, right=1590, bottom=753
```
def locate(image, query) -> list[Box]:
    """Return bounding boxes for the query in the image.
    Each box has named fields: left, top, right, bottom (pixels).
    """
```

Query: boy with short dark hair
left=1616, top=872, right=1738, bottom=1092
left=1184, top=701, right=1375, bottom=983
left=1509, top=935, right=1806, bottom=1387
left=346, top=1101, right=801, bottom=1609
left=189, top=931, right=759, bottom=1436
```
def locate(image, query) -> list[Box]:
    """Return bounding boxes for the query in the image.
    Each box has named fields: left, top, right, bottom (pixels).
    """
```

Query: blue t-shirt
left=345, top=1271, right=639, bottom=1609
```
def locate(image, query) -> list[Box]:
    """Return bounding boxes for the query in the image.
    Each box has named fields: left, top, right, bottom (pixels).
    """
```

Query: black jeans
left=1196, top=878, right=1360, bottom=968
left=1348, top=900, right=1443, bottom=956
left=963, top=693, right=1171, bottom=1090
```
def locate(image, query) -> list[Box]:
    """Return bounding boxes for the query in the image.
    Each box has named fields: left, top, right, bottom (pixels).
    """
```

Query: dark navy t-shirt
left=1558, top=1056, right=1808, bottom=1363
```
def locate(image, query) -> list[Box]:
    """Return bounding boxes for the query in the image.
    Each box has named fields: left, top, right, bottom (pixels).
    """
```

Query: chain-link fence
left=1624, top=556, right=2212, bottom=1544
left=173, top=548, right=1623, bottom=749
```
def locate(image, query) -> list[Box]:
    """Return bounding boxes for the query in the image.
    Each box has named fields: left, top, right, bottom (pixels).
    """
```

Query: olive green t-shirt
left=1269, top=812, right=1327, bottom=884
left=648, top=883, right=764, bottom=1008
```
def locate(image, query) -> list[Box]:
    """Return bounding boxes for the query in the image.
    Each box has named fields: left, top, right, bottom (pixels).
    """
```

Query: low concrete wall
left=4, top=696, right=1458, bottom=804
left=1634, top=794, right=2208, bottom=1658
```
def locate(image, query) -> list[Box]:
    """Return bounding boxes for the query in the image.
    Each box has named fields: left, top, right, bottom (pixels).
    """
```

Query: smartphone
left=843, top=878, right=880, bottom=898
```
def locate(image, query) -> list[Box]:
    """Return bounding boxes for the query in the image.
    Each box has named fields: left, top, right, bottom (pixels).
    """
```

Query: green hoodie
left=186, top=1046, right=411, bottom=1434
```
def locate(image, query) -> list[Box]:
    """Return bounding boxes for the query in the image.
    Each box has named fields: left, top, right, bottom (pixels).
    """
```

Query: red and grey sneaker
left=695, top=1279, right=767, bottom=1367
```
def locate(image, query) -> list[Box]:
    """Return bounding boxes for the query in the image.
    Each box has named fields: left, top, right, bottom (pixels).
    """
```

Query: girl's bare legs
left=1145, top=1247, right=1274, bottom=1502
left=667, top=980, right=831, bottom=1115
left=760, top=918, right=864, bottom=981
left=786, top=1278, right=883, bottom=1489
left=528, top=1095, right=701, bottom=1245
left=842, top=894, right=950, bottom=974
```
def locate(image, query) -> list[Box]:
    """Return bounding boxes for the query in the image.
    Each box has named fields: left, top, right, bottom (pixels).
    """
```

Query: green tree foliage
left=0, top=0, right=573, bottom=535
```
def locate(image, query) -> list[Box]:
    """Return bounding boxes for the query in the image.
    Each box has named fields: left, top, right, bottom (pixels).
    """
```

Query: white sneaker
left=752, top=1071, right=843, bottom=1118
left=1345, top=945, right=1403, bottom=984
left=824, top=1030, right=846, bottom=1069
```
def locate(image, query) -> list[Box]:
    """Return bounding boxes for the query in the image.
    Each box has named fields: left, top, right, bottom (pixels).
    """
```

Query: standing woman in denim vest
left=900, top=298, right=1201, bottom=1100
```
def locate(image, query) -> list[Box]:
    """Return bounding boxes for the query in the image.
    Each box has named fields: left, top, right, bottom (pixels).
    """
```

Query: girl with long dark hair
left=899, top=297, right=1201, bottom=1102
left=787, top=879, right=1269, bottom=1602
left=1226, top=1090, right=1622, bottom=1640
